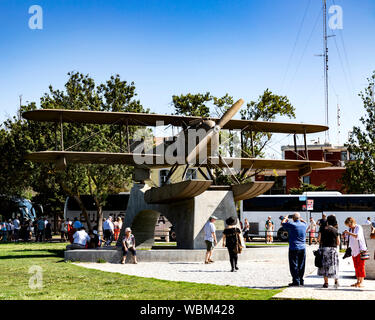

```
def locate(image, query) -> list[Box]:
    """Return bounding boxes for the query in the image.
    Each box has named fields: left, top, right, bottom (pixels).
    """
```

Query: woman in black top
left=317, top=215, right=340, bottom=288
left=222, top=216, right=242, bottom=272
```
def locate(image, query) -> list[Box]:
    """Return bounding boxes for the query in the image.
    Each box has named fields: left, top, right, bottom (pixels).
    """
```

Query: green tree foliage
left=0, top=72, right=147, bottom=233
left=341, top=71, right=375, bottom=193
left=289, top=183, right=327, bottom=195
left=171, top=90, right=296, bottom=184
left=240, top=89, right=296, bottom=159
left=171, top=93, right=212, bottom=117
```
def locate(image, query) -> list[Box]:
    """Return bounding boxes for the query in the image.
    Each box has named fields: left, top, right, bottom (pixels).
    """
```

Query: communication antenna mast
left=323, top=0, right=329, bottom=143
left=337, top=95, right=341, bottom=146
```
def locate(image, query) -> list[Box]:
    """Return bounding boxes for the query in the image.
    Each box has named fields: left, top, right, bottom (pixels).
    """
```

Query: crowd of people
left=241, top=216, right=277, bottom=244
left=64, top=215, right=137, bottom=264
left=203, top=213, right=372, bottom=288
left=0, top=214, right=127, bottom=250
left=281, top=213, right=369, bottom=288
left=2, top=212, right=373, bottom=281
left=0, top=216, right=53, bottom=242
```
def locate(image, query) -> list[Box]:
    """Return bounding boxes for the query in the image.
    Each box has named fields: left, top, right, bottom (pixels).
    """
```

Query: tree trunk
left=73, top=195, right=93, bottom=232
left=94, top=196, right=103, bottom=238
left=60, top=181, right=93, bottom=232
left=97, top=208, right=103, bottom=238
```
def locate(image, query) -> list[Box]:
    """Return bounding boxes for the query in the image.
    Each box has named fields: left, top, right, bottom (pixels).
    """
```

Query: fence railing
left=243, top=230, right=343, bottom=250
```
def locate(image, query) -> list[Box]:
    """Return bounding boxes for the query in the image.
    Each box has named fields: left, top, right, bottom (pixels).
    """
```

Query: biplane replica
left=23, top=99, right=331, bottom=249
left=23, top=99, right=331, bottom=202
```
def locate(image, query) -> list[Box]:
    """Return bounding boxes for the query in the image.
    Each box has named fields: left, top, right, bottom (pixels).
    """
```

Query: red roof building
left=255, top=144, right=351, bottom=194
left=282, top=144, right=349, bottom=193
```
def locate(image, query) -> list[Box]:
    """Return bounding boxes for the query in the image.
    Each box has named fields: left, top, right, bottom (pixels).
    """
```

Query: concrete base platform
left=64, top=247, right=284, bottom=264
left=65, top=247, right=123, bottom=264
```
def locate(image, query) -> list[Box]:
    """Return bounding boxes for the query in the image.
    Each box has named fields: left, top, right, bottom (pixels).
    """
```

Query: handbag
left=313, top=246, right=323, bottom=268
left=233, top=232, right=243, bottom=254
left=343, top=232, right=352, bottom=259
left=360, top=250, right=370, bottom=260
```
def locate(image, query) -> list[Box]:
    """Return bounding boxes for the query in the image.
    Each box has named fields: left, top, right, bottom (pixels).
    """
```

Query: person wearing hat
left=222, top=216, right=242, bottom=272
left=121, top=227, right=137, bottom=264
left=265, top=216, right=274, bottom=244
left=204, top=216, right=218, bottom=264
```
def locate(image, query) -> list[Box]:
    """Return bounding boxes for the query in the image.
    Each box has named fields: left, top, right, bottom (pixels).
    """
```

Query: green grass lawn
left=0, top=242, right=282, bottom=300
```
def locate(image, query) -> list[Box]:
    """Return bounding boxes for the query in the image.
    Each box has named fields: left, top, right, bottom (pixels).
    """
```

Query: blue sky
left=1, top=0, right=374, bottom=157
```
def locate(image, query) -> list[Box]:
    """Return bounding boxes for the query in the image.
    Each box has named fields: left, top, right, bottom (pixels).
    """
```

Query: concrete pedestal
left=116, top=183, right=239, bottom=249
left=65, top=246, right=278, bottom=263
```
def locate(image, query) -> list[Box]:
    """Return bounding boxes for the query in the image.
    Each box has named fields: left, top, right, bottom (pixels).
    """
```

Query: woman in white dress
left=343, top=217, right=368, bottom=288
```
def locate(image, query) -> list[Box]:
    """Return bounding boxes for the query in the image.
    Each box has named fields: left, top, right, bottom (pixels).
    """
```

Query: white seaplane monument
left=23, top=99, right=331, bottom=262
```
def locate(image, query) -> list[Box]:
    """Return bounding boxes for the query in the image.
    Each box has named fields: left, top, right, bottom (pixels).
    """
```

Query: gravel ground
left=77, top=247, right=375, bottom=300
left=274, top=255, right=375, bottom=300
left=76, top=246, right=375, bottom=299
left=76, top=247, right=317, bottom=290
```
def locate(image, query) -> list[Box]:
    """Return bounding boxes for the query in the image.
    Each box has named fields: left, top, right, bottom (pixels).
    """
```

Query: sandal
left=350, top=283, right=359, bottom=287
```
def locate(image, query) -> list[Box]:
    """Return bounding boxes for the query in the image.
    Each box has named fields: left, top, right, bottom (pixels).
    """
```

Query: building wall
left=284, top=149, right=344, bottom=166
left=284, top=150, right=324, bottom=162
left=283, top=147, right=347, bottom=193
left=286, top=168, right=346, bottom=193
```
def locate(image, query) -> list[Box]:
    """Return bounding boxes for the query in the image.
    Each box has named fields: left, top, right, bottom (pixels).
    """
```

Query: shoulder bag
left=359, top=227, right=370, bottom=260
left=233, top=230, right=243, bottom=254
left=360, top=250, right=370, bottom=260
left=313, top=241, right=323, bottom=268
left=343, top=231, right=352, bottom=259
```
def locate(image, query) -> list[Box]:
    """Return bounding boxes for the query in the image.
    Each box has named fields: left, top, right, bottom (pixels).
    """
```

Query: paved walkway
left=75, top=247, right=375, bottom=300
left=274, top=254, right=375, bottom=300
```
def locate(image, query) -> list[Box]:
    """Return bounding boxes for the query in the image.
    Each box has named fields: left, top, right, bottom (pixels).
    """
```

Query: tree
left=0, top=72, right=147, bottom=235
left=171, top=90, right=296, bottom=184
left=289, top=183, right=327, bottom=195
left=340, top=71, right=375, bottom=193
left=240, top=89, right=296, bottom=159
left=172, top=93, right=212, bottom=117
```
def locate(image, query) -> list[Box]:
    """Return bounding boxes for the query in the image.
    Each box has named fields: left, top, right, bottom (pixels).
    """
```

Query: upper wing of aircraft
left=22, top=109, right=328, bottom=134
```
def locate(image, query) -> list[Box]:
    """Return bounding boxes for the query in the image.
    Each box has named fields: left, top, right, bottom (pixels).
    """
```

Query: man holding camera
left=281, top=212, right=308, bottom=287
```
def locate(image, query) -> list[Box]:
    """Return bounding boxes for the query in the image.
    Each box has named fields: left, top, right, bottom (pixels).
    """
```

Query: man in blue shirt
left=282, top=212, right=308, bottom=287
left=37, top=217, right=45, bottom=242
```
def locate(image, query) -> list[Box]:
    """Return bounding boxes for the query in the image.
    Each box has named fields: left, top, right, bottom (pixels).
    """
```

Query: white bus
left=64, top=193, right=130, bottom=225
left=241, top=192, right=375, bottom=240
